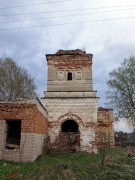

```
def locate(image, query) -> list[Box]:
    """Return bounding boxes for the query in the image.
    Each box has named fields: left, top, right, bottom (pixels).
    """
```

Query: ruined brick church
left=0, top=50, right=114, bottom=162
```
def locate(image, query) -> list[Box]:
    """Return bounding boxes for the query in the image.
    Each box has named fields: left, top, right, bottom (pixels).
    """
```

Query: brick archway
left=57, top=112, right=84, bottom=127
left=58, top=113, right=81, bottom=153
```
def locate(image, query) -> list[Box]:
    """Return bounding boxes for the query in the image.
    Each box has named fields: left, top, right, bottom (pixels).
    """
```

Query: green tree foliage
left=0, top=57, right=37, bottom=100
left=107, top=56, right=135, bottom=126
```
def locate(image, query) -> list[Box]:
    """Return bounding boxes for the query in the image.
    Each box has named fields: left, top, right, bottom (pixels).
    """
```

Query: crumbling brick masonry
left=0, top=49, right=114, bottom=162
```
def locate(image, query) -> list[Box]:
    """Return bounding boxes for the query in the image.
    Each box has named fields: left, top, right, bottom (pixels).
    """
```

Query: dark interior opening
left=6, top=120, right=21, bottom=149
left=67, top=72, right=72, bottom=80
left=62, top=120, right=78, bottom=132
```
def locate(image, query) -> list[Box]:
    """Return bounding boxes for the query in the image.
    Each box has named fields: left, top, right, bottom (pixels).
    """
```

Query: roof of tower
left=46, top=49, right=93, bottom=58
left=55, top=49, right=86, bottom=55
left=126, top=133, right=135, bottom=144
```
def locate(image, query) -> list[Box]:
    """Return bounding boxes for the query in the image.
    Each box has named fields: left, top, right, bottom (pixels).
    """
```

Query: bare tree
left=0, top=57, right=37, bottom=100
left=106, top=56, right=135, bottom=126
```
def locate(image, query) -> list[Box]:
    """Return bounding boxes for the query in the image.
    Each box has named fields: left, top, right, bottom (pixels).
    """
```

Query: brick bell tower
left=42, top=49, right=99, bottom=153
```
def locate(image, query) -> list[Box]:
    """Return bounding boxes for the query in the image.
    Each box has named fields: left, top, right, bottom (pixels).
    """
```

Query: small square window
left=57, top=71, right=64, bottom=80
left=76, top=72, right=81, bottom=80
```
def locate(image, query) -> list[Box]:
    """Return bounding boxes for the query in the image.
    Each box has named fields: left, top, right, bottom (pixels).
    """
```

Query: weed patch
left=0, top=148, right=134, bottom=180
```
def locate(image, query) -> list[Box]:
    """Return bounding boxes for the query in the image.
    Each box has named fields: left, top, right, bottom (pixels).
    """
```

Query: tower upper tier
left=46, top=49, right=94, bottom=92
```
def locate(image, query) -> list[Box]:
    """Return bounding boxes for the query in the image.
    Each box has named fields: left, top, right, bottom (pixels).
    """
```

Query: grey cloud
left=1, top=0, right=135, bottom=107
left=1, top=0, right=135, bottom=132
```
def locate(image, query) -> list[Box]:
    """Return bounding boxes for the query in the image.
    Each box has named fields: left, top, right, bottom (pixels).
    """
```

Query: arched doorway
left=60, top=119, right=80, bottom=152
left=62, top=120, right=78, bottom=132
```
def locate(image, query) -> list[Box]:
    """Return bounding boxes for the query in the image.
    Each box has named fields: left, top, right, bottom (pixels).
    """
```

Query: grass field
left=0, top=148, right=135, bottom=180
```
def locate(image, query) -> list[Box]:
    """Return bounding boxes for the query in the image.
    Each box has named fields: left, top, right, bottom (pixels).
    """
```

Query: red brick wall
left=96, top=108, right=115, bottom=146
left=0, top=103, right=48, bottom=134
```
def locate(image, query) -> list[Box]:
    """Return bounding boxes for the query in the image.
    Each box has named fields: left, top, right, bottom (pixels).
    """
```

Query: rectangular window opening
left=67, top=72, right=72, bottom=80
left=6, top=120, right=21, bottom=150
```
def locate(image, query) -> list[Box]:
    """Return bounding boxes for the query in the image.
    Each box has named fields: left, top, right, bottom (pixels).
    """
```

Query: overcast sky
left=0, top=0, right=135, bottom=132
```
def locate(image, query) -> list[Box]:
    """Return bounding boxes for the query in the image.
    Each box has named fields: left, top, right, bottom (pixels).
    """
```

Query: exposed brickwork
left=0, top=103, right=48, bottom=134
left=0, top=98, right=48, bottom=162
left=96, top=108, right=115, bottom=147
left=46, top=50, right=93, bottom=92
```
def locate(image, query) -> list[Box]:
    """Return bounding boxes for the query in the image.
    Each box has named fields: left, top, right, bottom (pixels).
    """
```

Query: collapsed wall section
left=0, top=99, right=48, bottom=162
left=96, top=107, right=115, bottom=148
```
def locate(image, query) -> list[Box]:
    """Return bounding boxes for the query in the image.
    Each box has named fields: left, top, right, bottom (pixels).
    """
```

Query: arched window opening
left=62, top=120, right=78, bottom=132
left=67, top=72, right=72, bottom=80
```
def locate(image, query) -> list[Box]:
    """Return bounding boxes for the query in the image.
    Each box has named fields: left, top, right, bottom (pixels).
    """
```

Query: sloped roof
left=127, top=133, right=135, bottom=144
